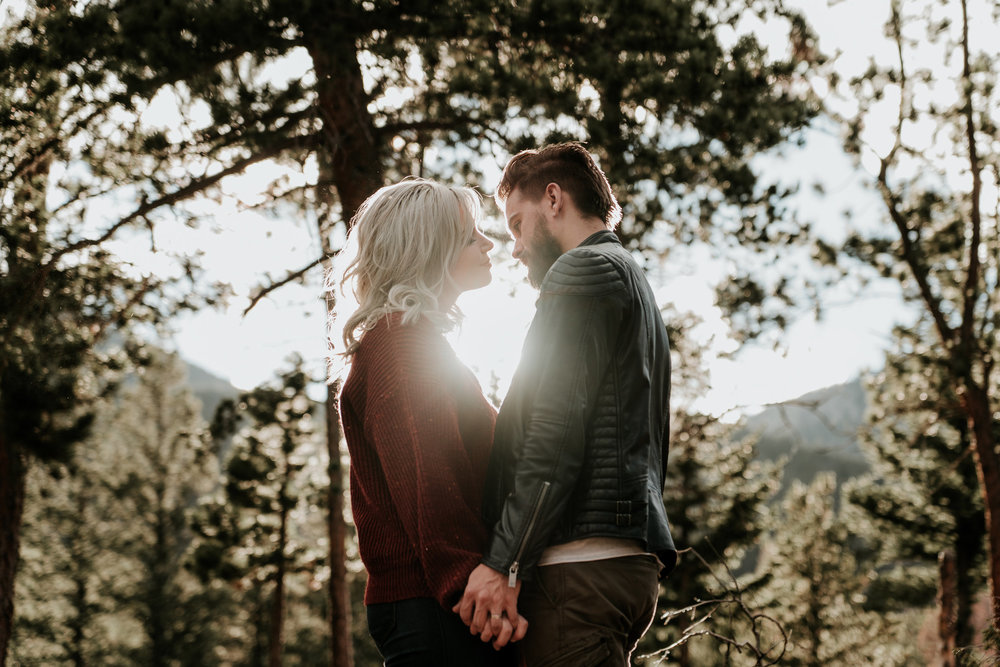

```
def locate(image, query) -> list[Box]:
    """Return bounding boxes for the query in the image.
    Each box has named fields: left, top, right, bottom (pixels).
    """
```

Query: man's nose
left=511, top=239, right=523, bottom=259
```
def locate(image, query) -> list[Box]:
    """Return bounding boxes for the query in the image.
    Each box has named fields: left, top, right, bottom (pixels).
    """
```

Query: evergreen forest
left=2, top=0, right=999, bottom=665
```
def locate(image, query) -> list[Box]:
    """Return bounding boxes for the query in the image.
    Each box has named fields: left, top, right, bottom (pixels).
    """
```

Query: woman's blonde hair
left=329, top=177, right=482, bottom=360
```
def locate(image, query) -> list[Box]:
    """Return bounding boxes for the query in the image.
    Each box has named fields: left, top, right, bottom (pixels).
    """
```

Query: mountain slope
left=185, top=361, right=240, bottom=421
left=737, top=378, right=870, bottom=493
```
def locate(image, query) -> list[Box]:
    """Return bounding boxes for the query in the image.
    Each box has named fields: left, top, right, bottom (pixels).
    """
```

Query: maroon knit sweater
left=340, top=312, right=497, bottom=609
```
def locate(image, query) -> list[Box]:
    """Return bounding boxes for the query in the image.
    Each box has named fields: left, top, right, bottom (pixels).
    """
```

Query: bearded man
left=455, top=142, right=677, bottom=667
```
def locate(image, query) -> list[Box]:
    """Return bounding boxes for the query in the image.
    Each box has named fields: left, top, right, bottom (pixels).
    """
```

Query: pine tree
left=755, top=475, right=919, bottom=666
left=102, top=350, right=228, bottom=666
left=11, top=350, right=230, bottom=665
left=191, top=357, right=326, bottom=667
left=637, top=309, right=782, bottom=666
left=715, top=0, right=1000, bottom=630
left=0, top=4, right=227, bottom=659
left=845, top=318, right=987, bottom=661
left=12, top=461, right=132, bottom=665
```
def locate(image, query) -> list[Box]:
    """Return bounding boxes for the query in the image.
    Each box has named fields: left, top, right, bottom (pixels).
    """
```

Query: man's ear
left=544, top=183, right=563, bottom=213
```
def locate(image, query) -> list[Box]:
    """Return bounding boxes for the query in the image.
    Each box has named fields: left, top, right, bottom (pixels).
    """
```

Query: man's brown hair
left=495, top=142, right=622, bottom=230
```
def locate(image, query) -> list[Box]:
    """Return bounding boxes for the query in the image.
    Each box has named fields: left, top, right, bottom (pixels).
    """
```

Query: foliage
left=754, top=475, right=920, bottom=666
left=22, top=0, right=823, bottom=293
left=0, top=1, right=229, bottom=656
left=11, top=350, right=227, bottom=665
left=845, top=316, right=987, bottom=649
left=11, top=462, right=136, bottom=665
left=103, top=351, right=227, bottom=666
left=639, top=308, right=783, bottom=665
left=191, top=357, right=328, bottom=666
left=717, top=0, right=1000, bottom=632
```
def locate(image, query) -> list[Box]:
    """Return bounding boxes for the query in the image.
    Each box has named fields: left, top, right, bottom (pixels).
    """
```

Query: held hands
left=476, top=610, right=529, bottom=651
left=452, top=564, right=528, bottom=650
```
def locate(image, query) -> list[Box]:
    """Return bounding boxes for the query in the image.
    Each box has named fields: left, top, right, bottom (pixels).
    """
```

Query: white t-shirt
left=537, top=537, right=647, bottom=566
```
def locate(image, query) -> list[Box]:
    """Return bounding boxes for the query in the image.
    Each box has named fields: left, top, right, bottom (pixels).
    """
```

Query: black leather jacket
left=482, top=230, right=676, bottom=584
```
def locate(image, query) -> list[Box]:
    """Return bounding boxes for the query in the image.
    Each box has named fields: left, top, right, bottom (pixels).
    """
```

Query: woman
left=332, top=178, right=526, bottom=665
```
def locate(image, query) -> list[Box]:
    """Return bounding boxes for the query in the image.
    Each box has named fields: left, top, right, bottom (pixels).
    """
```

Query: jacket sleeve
left=481, top=250, right=627, bottom=581
left=365, top=334, right=490, bottom=608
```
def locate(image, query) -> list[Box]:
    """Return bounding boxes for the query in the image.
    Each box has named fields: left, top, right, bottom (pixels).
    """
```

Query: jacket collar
left=578, top=229, right=620, bottom=248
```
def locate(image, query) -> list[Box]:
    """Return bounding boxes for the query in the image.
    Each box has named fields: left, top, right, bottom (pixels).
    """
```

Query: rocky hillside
left=185, top=361, right=240, bottom=421
left=737, top=378, right=870, bottom=494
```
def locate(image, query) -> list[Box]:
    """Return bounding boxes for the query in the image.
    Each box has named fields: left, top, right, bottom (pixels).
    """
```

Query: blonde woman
left=332, top=178, right=526, bottom=665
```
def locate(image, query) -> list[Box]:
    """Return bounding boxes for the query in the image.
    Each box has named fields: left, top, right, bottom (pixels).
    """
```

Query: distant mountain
left=736, top=378, right=870, bottom=494
left=185, top=361, right=240, bottom=421
left=183, top=361, right=872, bottom=495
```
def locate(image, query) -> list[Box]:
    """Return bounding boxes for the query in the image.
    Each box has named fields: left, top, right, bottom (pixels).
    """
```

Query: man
left=454, top=143, right=677, bottom=665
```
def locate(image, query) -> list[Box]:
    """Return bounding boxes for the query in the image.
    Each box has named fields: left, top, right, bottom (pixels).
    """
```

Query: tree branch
left=957, top=0, right=983, bottom=369
left=242, top=255, right=326, bottom=317
left=876, top=160, right=955, bottom=348
left=642, top=545, right=788, bottom=666
left=46, top=134, right=318, bottom=267
left=886, top=2, right=906, bottom=165
left=378, top=116, right=478, bottom=136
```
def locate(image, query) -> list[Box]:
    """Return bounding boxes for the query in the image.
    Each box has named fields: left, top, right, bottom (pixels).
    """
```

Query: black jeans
left=367, top=597, right=517, bottom=667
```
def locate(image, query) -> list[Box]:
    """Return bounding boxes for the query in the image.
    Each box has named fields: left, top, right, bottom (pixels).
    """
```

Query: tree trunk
left=69, top=557, right=87, bottom=667
left=952, top=462, right=983, bottom=649
left=938, top=549, right=957, bottom=667
left=150, top=498, right=169, bottom=667
left=269, top=490, right=288, bottom=667
left=304, top=17, right=384, bottom=666
left=964, top=383, right=1000, bottom=633
left=324, top=391, right=351, bottom=667
left=67, top=488, right=90, bottom=667
left=805, top=580, right=823, bottom=667
left=0, top=435, right=25, bottom=667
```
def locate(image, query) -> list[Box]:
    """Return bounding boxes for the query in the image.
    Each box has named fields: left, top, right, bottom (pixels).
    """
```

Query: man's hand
left=452, top=564, right=520, bottom=638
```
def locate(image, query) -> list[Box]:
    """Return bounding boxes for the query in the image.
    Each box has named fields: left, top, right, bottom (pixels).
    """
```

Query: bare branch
left=885, top=2, right=906, bottom=165
left=242, top=255, right=326, bottom=317
left=46, top=134, right=319, bottom=266
left=640, top=545, right=788, bottom=666
left=957, top=0, right=984, bottom=368
left=876, top=160, right=955, bottom=348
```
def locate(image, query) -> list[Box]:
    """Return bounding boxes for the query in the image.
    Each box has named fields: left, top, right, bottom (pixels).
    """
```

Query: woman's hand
left=477, top=612, right=529, bottom=650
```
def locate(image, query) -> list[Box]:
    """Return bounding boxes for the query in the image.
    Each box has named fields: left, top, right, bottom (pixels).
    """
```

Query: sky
left=10, top=0, right=965, bottom=416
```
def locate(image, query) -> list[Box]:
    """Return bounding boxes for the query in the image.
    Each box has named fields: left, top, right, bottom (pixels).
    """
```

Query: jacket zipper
left=508, top=481, right=551, bottom=588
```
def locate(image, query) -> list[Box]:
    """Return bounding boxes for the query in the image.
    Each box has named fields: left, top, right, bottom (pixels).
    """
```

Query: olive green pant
left=516, top=555, right=660, bottom=667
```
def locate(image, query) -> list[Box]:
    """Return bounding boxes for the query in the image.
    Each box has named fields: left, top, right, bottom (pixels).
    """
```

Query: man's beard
left=525, top=216, right=563, bottom=289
